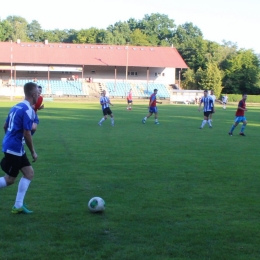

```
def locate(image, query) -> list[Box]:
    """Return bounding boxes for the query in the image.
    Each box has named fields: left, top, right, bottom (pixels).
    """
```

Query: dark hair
left=38, top=85, right=42, bottom=89
left=24, top=82, right=37, bottom=96
left=154, top=89, right=158, bottom=92
left=204, top=90, right=208, bottom=93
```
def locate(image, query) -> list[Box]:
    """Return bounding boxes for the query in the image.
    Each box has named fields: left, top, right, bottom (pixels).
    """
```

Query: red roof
left=0, top=42, right=188, bottom=68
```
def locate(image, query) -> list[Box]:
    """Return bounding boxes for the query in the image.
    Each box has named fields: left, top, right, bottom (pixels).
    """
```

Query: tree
left=107, top=21, right=132, bottom=44
left=182, top=68, right=197, bottom=89
left=6, top=16, right=29, bottom=41
left=27, top=20, right=44, bottom=42
left=127, top=18, right=139, bottom=32
left=74, top=28, right=100, bottom=43
left=130, top=29, right=150, bottom=46
left=222, top=49, right=260, bottom=94
left=43, top=29, right=70, bottom=43
left=0, top=20, right=13, bottom=41
left=172, top=23, right=207, bottom=71
left=198, top=62, right=223, bottom=98
left=62, top=29, right=78, bottom=43
left=139, top=13, right=175, bottom=46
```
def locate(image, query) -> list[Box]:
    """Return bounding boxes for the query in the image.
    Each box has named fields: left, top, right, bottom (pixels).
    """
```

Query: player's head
left=102, top=90, right=106, bottom=96
left=37, top=85, right=42, bottom=95
left=210, top=90, right=214, bottom=95
left=24, top=82, right=38, bottom=104
left=242, top=93, right=247, bottom=100
left=204, top=90, right=208, bottom=96
left=154, top=89, right=158, bottom=93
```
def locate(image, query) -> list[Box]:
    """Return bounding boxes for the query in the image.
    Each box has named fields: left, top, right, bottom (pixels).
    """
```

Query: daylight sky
left=1, top=0, right=259, bottom=53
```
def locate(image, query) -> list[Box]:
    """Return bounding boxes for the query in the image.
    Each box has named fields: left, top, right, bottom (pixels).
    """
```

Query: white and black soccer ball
left=88, top=197, right=105, bottom=213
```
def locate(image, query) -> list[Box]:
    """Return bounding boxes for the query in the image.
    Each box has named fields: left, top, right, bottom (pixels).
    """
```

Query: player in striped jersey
left=198, top=90, right=214, bottom=129
left=98, top=90, right=115, bottom=126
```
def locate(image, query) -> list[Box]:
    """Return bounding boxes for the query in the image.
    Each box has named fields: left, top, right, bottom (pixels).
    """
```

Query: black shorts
left=103, top=107, right=112, bottom=116
left=127, top=99, right=132, bottom=104
left=1, top=153, right=31, bottom=178
left=204, top=111, right=211, bottom=117
left=210, top=110, right=214, bottom=114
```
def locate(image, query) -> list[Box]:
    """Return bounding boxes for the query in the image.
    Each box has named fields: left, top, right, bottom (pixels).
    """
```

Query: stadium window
left=28, top=71, right=38, bottom=74
left=0, top=70, right=6, bottom=73
left=129, top=71, right=138, bottom=77
left=91, top=70, right=96, bottom=74
left=162, top=73, right=165, bottom=76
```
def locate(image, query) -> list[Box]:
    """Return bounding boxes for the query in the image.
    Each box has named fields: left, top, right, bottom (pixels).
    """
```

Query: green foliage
left=1, top=100, right=260, bottom=259
left=6, top=15, right=29, bottom=42
left=182, top=68, right=197, bottom=89
left=27, top=20, right=44, bottom=42
left=199, top=62, right=223, bottom=98
left=130, top=29, right=150, bottom=46
left=223, top=49, right=260, bottom=94
left=224, top=94, right=260, bottom=103
left=139, top=13, right=175, bottom=46
left=74, top=27, right=100, bottom=44
left=0, top=20, right=13, bottom=41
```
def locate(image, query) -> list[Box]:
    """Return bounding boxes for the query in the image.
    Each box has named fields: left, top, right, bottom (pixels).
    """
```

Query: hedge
left=222, top=94, right=260, bottom=103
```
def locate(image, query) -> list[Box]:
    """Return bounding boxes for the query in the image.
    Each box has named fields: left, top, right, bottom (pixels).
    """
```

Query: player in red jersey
left=31, top=86, right=44, bottom=135
left=127, top=89, right=133, bottom=110
left=228, top=93, right=247, bottom=136
left=142, top=89, right=162, bottom=125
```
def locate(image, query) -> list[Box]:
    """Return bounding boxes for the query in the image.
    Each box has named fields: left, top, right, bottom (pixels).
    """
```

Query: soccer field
left=0, top=100, right=260, bottom=260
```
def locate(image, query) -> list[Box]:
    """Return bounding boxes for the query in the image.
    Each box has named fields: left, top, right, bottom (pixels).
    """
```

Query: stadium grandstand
left=0, top=40, right=188, bottom=99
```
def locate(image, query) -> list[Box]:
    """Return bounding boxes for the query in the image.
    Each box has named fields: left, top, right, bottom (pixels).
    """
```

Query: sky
left=1, top=0, right=260, bottom=53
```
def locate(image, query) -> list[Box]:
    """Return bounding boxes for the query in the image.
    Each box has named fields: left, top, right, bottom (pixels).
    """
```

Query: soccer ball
left=88, top=197, right=105, bottom=213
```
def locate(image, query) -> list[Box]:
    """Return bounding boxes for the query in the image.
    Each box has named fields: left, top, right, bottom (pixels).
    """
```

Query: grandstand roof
left=0, top=42, right=188, bottom=68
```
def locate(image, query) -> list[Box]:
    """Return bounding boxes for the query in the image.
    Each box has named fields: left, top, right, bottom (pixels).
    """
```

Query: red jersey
left=235, top=100, right=246, bottom=116
left=34, top=96, right=43, bottom=113
left=150, top=93, right=157, bottom=107
left=127, top=92, right=132, bottom=100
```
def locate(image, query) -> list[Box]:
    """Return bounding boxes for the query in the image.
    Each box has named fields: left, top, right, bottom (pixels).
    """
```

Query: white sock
left=208, top=120, right=212, bottom=127
left=155, top=119, right=158, bottom=122
left=201, top=120, right=207, bottom=128
left=111, top=118, right=114, bottom=125
left=14, top=177, right=31, bottom=208
left=144, top=117, right=147, bottom=120
left=0, top=177, right=7, bottom=189
left=99, top=118, right=105, bottom=124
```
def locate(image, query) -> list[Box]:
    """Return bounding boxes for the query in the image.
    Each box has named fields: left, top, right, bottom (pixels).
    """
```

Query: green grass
left=0, top=100, right=260, bottom=260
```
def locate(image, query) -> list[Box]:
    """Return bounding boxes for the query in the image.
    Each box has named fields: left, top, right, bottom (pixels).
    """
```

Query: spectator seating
left=15, top=80, right=84, bottom=96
